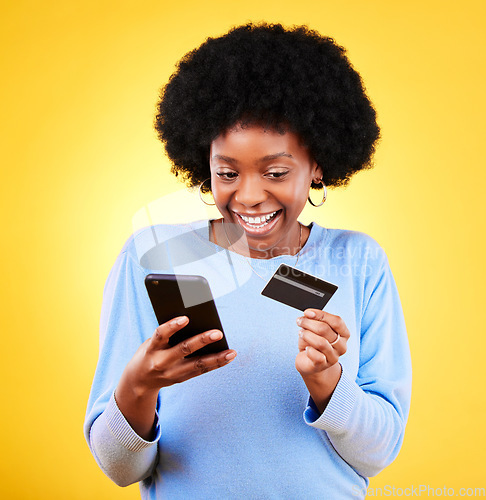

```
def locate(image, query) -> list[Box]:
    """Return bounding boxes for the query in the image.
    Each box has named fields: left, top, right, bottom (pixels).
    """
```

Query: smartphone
left=144, top=274, right=229, bottom=357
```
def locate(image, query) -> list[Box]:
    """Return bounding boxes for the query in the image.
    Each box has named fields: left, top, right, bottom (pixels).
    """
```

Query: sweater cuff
left=303, top=369, right=360, bottom=433
left=104, top=392, right=161, bottom=452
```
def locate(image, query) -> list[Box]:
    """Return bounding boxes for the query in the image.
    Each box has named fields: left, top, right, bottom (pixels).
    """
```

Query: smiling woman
left=85, top=22, right=411, bottom=500
left=209, top=124, right=321, bottom=258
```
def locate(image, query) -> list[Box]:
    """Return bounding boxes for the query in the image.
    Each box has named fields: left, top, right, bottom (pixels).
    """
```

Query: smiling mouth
left=233, top=210, right=282, bottom=233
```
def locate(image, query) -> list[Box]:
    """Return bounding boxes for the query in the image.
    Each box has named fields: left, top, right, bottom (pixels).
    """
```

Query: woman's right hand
left=114, top=316, right=236, bottom=440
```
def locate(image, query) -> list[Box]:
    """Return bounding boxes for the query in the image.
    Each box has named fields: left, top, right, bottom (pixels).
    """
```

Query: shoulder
left=311, top=223, right=387, bottom=264
left=120, top=220, right=210, bottom=270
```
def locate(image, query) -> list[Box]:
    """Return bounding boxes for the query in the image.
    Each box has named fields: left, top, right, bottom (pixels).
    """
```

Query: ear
left=311, top=162, right=323, bottom=183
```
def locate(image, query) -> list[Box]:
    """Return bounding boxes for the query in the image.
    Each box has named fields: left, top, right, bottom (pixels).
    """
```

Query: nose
left=234, top=175, right=267, bottom=207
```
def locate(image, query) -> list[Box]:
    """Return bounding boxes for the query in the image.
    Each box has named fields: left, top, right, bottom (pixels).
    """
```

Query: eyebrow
left=212, top=154, right=238, bottom=164
left=211, top=152, right=294, bottom=164
left=259, top=153, right=294, bottom=162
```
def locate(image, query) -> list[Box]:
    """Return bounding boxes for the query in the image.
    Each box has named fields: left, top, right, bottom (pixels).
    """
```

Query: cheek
left=211, top=184, right=231, bottom=209
left=283, top=183, right=310, bottom=210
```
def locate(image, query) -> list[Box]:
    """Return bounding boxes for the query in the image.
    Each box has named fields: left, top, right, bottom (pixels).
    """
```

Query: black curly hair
left=155, top=22, right=380, bottom=191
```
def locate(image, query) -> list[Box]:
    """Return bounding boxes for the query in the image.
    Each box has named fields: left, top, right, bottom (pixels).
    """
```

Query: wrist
left=302, top=361, right=340, bottom=383
left=119, top=366, right=158, bottom=400
left=302, top=363, right=342, bottom=414
left=115, top=370, right=160, bottom=441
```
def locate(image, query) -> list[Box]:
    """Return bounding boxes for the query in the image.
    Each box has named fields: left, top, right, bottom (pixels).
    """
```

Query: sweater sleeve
left=303, top=254, right=412, bottom=478
left=84, top=242, right=162, bottom=486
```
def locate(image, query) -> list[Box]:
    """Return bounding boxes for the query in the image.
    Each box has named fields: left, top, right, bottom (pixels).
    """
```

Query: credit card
left=261, top=264, right=338, bottom=311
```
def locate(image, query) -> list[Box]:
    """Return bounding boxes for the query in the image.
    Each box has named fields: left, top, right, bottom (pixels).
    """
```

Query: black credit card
left=261, top=264, right=338, bottom=311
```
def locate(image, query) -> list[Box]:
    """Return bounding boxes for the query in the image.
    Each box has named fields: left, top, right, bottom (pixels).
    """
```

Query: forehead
left=210, top=124, right=310, bottom=161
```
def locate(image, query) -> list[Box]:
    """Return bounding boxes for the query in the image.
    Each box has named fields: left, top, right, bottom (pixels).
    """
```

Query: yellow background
left=1, top=0, right=485, bottom=498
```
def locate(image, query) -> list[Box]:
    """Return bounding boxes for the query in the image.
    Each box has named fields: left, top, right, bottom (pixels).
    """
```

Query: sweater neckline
left=191, top=219, right=327, bottom=271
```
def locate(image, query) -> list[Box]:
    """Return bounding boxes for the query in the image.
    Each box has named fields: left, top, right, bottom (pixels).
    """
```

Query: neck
left=212, top=219, right=304, bottom=259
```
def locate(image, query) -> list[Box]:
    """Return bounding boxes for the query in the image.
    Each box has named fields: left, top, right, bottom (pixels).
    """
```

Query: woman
left=85, top=23, right=411, bottom=499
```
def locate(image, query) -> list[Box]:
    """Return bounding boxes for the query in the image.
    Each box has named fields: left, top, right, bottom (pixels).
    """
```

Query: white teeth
left=239, top=211, right=277, bottom=225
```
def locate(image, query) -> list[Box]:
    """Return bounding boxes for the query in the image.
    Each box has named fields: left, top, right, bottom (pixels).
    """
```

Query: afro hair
left=155, top=22, right=380, bottom=191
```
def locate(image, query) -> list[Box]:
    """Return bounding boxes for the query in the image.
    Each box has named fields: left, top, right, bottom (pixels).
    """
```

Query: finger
left=299, top=329, right=339, bottom=365
left=329, top=332, right=347, bottom=356
left=305, top=345, right=328, bottom=370
left=166, top=329, right=226, bottom=362
left=303, top=309, right=350, bottom=339
left=164, top=349, right=237, bottom=383
left=150, top=316, right=189, bottom=350
left=298, top=320, right=347, bottom=356
left=298, top=334, right=310, bottom=351
left=297, top=316, right=336, bottom=342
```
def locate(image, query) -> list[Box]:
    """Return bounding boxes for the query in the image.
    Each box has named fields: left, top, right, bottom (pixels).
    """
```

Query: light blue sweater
left=84, top=220, right=411, bottom=499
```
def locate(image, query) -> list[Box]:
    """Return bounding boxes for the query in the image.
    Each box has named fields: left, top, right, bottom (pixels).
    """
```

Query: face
left=209, top=123, right=321, bottom=257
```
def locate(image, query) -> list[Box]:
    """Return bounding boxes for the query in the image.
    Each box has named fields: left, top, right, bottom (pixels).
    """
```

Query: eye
left=216, top=171, right=238, bottom=180
left=266, top=171, right=289, bottom=179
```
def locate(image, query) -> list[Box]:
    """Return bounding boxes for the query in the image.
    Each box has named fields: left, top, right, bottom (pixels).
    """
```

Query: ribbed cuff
left=104, top=392, right=161, bottom=452
left=303, top=369, right=360, bottom=433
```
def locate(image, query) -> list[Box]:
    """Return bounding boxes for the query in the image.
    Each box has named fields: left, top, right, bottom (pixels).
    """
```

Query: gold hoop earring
left=307, top=179, right=327, bottom=207
left=198, top=178, right=216, bottom=206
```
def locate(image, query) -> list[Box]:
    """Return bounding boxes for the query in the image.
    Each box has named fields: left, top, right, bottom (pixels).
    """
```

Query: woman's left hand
left=295, top=309, right=350, bottom=377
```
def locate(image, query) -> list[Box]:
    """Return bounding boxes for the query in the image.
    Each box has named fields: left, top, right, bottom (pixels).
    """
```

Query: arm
left=115, top=317, right=234, bottom=440
left=84, top=247, right=160, bottom=486
left=89, top=318, right=234, bottom=487
left=296, top=310, right=350, bottom=413
left=84, top=245, right=236, bottom=486
left=88, top=392, right=161, bottom=487
left=297, top=257, right=412, bottom=478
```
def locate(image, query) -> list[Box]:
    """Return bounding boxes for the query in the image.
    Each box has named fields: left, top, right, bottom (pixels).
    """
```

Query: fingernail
left=225, top=351, right=236, bottom=361
left=305, top=310, right=316, bottom=318
left=176, top=316, right=187, bottom=325
left=298, top=329, right=304, bottom=338
left=209, top=330, right=222, bottom=340
left=296, top=317, right=302, bottom=326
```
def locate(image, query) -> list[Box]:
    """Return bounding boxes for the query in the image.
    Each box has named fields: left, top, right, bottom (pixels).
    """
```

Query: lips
left=233, top=209, right=282, bottom=235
